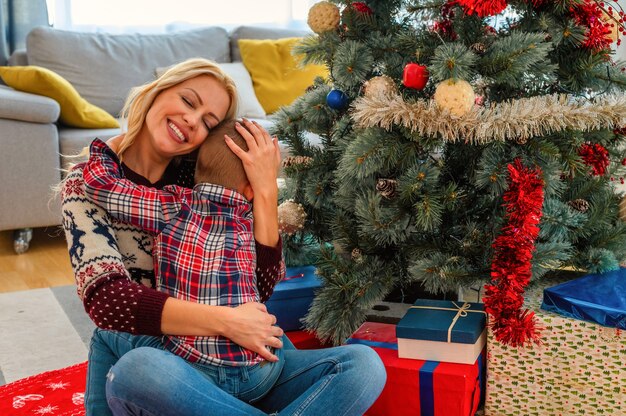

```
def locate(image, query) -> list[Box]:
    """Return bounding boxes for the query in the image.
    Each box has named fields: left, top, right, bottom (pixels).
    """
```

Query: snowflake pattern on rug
left=0, top=362, right=87, bottom=415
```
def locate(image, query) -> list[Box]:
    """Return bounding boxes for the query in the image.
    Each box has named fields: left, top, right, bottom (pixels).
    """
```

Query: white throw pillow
left=155, top=62, right=266, bottom=119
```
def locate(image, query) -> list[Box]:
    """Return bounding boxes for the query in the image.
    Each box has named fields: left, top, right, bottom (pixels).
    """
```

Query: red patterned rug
left=0, top=330, right=330, bottom=415
left=0, top=361, right=87, bottom=416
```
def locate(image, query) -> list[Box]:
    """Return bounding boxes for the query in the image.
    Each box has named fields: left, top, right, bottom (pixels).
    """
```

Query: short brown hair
left=194, top=120, right=249, bottom=193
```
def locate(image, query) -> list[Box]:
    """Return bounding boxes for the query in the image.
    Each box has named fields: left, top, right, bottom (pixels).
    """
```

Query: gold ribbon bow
left=410, top=301, right=486, bottom=343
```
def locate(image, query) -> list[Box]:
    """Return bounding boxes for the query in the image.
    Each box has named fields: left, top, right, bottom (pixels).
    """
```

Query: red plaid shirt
left=84, top=139, right=263, bottom=366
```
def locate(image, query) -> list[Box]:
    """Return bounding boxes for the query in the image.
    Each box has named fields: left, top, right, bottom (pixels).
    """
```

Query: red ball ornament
left=402, top=63, right=429, bottom=90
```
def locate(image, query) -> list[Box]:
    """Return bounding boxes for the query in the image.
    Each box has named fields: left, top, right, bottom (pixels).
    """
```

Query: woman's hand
left=221, top=302, right=284, bottom=362
left=225, top=119, right=282, bottom=247
left=225, top=119, right=281, bottom=199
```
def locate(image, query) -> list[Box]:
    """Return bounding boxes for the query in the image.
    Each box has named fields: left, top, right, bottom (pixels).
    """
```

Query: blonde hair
left=53, top=58, right=238, bottom=200
left=117, top=58, right=239, bottom=159
left=194, top=120, right=249, bottom=193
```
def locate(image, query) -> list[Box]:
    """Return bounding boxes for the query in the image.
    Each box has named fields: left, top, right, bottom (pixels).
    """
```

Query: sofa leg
left=13, top=228, right=33, bottom=254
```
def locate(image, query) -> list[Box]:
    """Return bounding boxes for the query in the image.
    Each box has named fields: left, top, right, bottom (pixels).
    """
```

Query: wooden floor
left=0, top=227, right=74, bottom=293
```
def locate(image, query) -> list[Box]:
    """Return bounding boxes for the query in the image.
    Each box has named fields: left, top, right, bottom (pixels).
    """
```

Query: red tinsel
left=351, top=2, right=373, bottom=15
left=570, top=0, right=614, bottom=50
left=579, top=142, right=610, bottom=176
left=456, top=0, right=507, bottom=17
left=483, top=159, right=544, bottom=348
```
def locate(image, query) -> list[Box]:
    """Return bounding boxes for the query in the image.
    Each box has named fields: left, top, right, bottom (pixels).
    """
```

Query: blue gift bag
left=541, top=268, right=626, bottom=329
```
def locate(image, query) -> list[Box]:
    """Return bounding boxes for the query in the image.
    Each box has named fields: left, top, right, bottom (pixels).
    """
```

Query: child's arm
left=83, top=139, right=182, bottom=234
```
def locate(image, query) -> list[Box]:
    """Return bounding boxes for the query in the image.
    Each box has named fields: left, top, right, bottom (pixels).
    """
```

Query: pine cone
left=513, top=136, right=529, bottom=145
left=470, top=43, right=486, bottom=54
left=351, top=248, right=363, bottom=263
left=568, top=198, right=590, bottom=213
left=376, top=178, right=398, bottom=199
left=282, top=155, right=313, bottom=169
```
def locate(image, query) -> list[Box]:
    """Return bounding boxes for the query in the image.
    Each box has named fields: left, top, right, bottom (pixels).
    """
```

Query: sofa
left=0, top=25, right=310, bottom=253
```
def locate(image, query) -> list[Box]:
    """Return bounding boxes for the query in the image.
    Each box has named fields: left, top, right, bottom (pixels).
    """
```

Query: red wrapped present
left=285, top=330, right=333, bottom=350
left=347, top=322, right=485, bottom=416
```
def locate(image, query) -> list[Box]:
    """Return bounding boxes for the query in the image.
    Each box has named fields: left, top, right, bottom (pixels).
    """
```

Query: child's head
left=194, top=120, right=252, bottom=199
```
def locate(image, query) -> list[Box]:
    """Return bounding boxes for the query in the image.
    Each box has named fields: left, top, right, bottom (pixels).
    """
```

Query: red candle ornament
left=402, top=63, right=429, bottom=90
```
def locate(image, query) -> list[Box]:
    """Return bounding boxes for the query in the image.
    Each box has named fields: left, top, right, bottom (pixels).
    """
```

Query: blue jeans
left=86, top=329, right=164, bottom=416
left=105, top=335, right=386, bottom=415
left=86, top=328, right=286, bottom=415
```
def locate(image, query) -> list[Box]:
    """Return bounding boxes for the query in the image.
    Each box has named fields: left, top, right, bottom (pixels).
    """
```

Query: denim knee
left=343, top=344, right=387, bottom=393
left=105, top=346, right=172, bottom=399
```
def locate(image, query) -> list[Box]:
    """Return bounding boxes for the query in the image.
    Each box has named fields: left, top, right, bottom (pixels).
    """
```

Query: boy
left=83, top=120, right=283, bottom=369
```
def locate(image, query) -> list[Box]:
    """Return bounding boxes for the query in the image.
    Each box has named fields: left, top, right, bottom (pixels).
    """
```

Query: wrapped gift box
left=486, top=275, right=626, bottom=416
left=396, top=299, right=486, bottom=364
left=265, top=265, right=322, bottom=331
left=347, top=322, right=485, bottom=416
left=541, top=268, right=626, bottom=329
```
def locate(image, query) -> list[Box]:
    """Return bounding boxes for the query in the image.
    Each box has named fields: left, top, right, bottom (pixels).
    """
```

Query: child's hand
left=222, top=302, right=284, bottom=362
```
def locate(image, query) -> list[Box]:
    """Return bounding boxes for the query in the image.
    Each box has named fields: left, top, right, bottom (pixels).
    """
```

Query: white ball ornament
left=278, top=200, right=308, bottom=235
left=363, top=75, right=397, bottom=98
left=433, top=78, right=475, bottom=117
left=307, top=1, right=341, bottom=34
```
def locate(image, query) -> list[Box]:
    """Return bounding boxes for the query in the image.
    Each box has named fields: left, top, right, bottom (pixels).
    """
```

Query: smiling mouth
left=168, top=121, right=187, bottom=143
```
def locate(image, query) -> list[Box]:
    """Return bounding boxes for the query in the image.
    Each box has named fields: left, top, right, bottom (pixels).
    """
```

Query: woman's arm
left=61, top=165, right=169, bottom=335
left=61, top=165, right=283, bottom=360
left=225, top=119, right=286, bottom=300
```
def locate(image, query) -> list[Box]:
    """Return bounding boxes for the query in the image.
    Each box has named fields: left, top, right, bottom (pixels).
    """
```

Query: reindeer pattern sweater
left=60, top=154, right=284, bottom=336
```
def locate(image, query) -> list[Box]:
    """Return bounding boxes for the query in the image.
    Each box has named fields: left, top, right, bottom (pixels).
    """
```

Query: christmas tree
left=272, top=0, right=626, bottom=346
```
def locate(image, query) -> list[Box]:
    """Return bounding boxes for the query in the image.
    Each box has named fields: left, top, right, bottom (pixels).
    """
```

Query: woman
left=61, top=58, right=386, bottom=416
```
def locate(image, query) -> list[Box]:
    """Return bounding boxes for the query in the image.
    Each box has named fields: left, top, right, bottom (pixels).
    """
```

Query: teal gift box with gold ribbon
left=396, top=299, right=487, bottom=364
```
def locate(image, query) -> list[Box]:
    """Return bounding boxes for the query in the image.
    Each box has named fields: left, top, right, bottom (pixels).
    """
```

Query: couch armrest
left=8, top=49, right=28, bottom=66
left=0, top=85, right=60, bottom=124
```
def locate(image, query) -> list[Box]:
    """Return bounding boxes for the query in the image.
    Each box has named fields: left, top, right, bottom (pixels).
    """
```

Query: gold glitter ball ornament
left=308, top=1, right=341, bottom=34
left=433, top=78, right=475, bottom=117
left=363, top=75, right=397, bottom=98
left=278, top=200, right=307, bottom=235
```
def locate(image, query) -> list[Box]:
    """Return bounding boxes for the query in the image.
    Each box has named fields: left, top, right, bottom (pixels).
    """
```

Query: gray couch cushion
left=27, top=26, right=231, bottom=117
left=0, top=85, right=60, bottom=124
left=59, top=125, right=123, bottom=171
left=229, top=26, right=310, bottom=62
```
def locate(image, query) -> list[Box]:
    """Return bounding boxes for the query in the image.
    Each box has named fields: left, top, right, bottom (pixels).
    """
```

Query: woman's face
left=143, top=74, right=231, bottom=159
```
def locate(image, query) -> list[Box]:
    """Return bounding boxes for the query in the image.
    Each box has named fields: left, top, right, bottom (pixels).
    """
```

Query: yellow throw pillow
left=238, top=38, right=328, bottom=114
left=0, top=66, right=119, bottom=129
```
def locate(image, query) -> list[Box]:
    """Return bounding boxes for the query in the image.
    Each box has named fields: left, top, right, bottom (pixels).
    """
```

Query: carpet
left=0, top=285, right=95, bottom=386
left=0, top=361, right=87, bottom=415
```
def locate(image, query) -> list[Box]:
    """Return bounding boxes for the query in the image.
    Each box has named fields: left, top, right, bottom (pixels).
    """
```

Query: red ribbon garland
left=483, top=159, right=545, bottom=348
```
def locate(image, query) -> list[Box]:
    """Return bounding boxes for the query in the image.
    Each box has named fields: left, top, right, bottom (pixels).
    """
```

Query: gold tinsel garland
left=351, top=92, right=626, bottom=144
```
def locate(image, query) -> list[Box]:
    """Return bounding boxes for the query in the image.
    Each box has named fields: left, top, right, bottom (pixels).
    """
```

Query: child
left=83, top=120, right=285, bottom=396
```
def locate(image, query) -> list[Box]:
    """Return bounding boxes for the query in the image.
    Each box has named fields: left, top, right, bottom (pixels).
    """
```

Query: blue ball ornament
left=326, top=89, right=349, bottom=110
